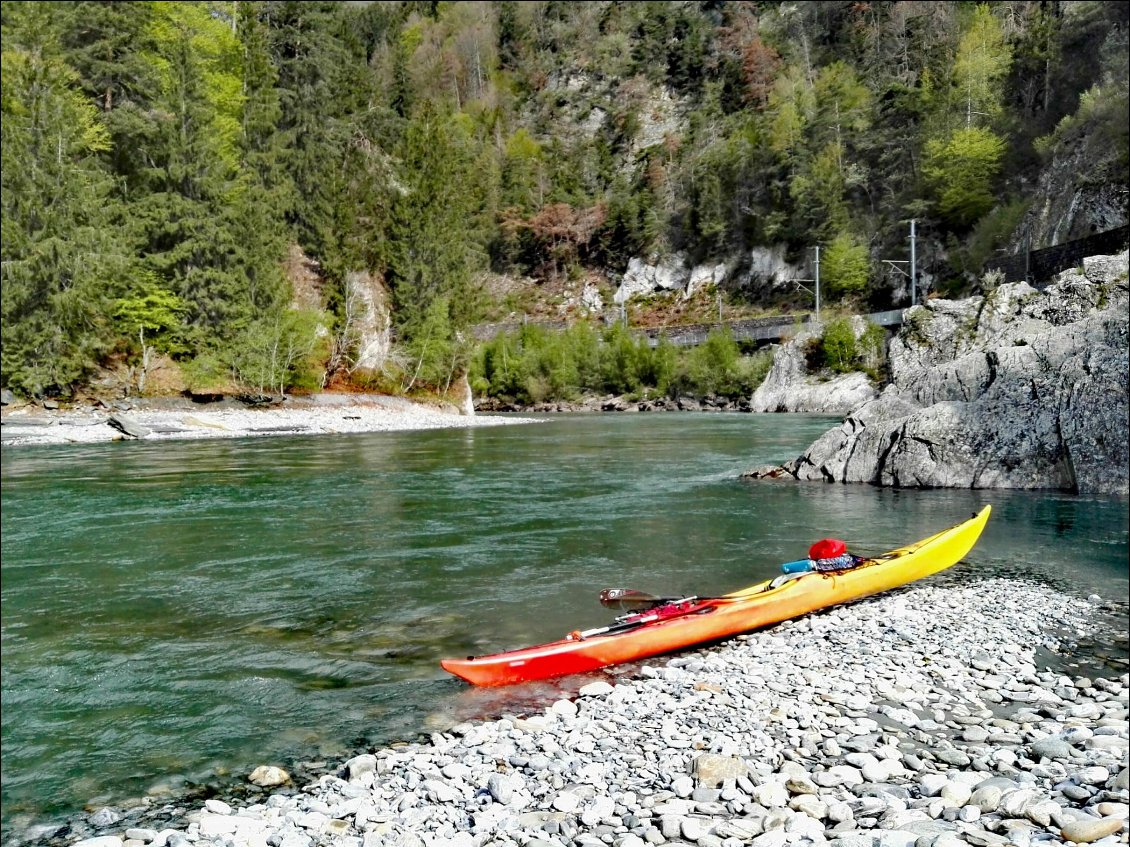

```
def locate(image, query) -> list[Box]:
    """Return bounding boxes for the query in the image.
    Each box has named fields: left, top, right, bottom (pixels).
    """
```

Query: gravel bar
left=0, top=396, right=541, bottom=446
left=30, top=572, right=1128, bottom=847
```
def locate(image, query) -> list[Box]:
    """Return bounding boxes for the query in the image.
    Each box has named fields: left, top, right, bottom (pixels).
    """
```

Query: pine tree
left=1, top=2, right=132, bottom=396
left=386, top=104, right=486, bottom=382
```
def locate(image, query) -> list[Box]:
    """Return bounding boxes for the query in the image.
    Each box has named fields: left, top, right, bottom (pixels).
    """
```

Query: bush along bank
left=470, top=324, right=773, bottom=412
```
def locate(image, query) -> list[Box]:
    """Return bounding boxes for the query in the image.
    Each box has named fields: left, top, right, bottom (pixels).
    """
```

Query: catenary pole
left=910, top=219, right=917, bottom=307
left=814, top=245, right=821, bottom=322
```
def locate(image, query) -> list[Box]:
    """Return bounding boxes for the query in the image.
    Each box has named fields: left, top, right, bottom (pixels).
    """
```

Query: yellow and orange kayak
left=441, top=506, right=991, bottom=686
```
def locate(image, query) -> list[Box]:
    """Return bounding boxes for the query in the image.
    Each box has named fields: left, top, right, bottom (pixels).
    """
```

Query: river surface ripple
left=2, top=413, right=1127, bottom=834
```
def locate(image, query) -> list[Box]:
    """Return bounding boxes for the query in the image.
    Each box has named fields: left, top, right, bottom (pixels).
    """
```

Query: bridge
left=637, top=308, right=907, bottom=348
left=473, top=308, right=907, bottom=349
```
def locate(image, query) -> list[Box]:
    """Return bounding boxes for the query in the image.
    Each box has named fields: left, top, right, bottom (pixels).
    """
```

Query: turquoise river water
left=1, top=413, right=1127, bottom=836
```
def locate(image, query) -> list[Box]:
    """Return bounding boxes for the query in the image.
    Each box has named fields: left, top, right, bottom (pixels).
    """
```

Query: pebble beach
left=31, top=571, right=1127, bottom=847
left=0, top=395, right=541, bottom=447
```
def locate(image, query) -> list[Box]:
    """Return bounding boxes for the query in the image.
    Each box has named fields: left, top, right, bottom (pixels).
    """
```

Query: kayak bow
left=440, top=506, right=991, bottom=686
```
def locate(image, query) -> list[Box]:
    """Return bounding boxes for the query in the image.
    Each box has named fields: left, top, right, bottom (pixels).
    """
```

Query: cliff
left=746, top=252, right=1129, bottom=495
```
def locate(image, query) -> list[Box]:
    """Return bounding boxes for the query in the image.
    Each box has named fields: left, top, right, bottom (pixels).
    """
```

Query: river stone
left=827, top=833, right=884, bottom=847
left=72, top=839, right=124, bottom=847
left=488, top=774, right=513, bottom=804
left=753, top=782, right=788, bottom=807
left=249, top=765, right=290, bottom=787
left=345, top=753, right=377, bottom=780
left=108, top=414, right=150, bottom=439
left=1076, top=765, right=1111, bottom=785
left=1059, top=815, right=1125, bottom=843
left=940, top=782, right=972, bottom=808
left=791, top=794, right=827, bottom=820
left=553, top=792, right=580, bottom=813
left=920, top=774, right=949, bottom=798
left=89, top=809, right=122, bottom=827
left=752, top=831, right=789, bottom=847
left=579, top=681, right=615, bottom=697
left=694, top=753, right=748, bottom=787
left=672, top=776, right=695, bottom=797
left=322, top=819, right=350, bottom=837
left=1030, top=735, right=1075, bottom=761
left=785, top=775, right=818, bottom=795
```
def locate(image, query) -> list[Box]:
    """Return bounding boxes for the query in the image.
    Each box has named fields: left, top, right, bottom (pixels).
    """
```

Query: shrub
left=822, top=232, right=870, bottom=300
left=820, top=318, right=858, bottom=373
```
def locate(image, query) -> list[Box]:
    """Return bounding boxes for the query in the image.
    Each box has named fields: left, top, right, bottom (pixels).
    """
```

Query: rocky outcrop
left=747, top=252, right=1129, bottom=495
left=750, top=316, right=880, bottom=415
left=614, top=255, right=691, bottom=304
left=1011, top=105, right=1128, bottom=251
left=613, top=246, right=808, bottom=307
left=347, top=271, right=393, bottom=372
left=613, top=255, right=732, bottom=304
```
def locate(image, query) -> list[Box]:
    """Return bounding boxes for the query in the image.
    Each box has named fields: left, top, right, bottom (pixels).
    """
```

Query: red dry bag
left=808, top=538, right=847, bottom=560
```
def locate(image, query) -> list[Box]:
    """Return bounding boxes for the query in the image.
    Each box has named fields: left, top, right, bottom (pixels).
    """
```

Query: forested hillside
left=2, top=1, right=1127, bottom=401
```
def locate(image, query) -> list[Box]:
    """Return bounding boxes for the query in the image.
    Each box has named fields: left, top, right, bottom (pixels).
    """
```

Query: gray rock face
left=764, top=252, right=1128, bottom=494
left=614, top=255, right=690, bottom=304
left=750, top=317, right=880, bottom=415
left=1012, top=114, right=1128, bottom=250
left=348, top=270, right=393, bottom=372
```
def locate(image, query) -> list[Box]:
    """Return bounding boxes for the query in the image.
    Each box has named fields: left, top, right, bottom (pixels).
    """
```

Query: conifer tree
left=1, top=2, right=132, bottom=396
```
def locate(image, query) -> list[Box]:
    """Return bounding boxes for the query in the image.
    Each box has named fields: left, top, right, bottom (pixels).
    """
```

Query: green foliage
left=822, top=233, right=871, bottom=300
left=858, top=322, right=886, bottom=373
left=470, top=324, right=769, bottom=405
left=953, top=5, right=1011, bottom=126
left=963, top=198, right=1031, bottom=271
left=400, top=296, right=467, bottom=394
left=923, top=126, right=1007, bottom=229
left=113, top=277, right=186, bottom=345
left=805, top=318, right=884, bottom=377
left=598, top=323, right=648, bottom=396
left=229, top=308, right=328, bottom=396
left=1, top=10, right=131, bottom=397
left=387, top=104, right=487, bottom=337
left=680, top=328, right=741, bottom=397
left=179, top=351, right=231, bottom=393
left=815, top=318, right=857, bottom=374
left=1, top=0, right=1125, bottom=401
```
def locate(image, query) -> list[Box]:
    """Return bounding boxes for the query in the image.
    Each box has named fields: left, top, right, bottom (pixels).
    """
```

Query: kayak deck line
left=441, top=506, right=992, bottom=686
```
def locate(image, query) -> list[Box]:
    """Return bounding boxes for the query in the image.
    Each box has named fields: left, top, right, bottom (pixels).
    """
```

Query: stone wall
left=986, top=225, right=1129, bottom=287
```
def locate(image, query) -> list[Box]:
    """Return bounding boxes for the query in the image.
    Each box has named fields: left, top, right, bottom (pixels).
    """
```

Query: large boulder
left=750, top=316, right=880, bottom=415
left=750, top=252, right=1129, bottom=495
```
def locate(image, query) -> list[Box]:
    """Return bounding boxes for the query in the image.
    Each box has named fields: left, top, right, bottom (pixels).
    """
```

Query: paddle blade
left=599, top=588, right=666, bottom=611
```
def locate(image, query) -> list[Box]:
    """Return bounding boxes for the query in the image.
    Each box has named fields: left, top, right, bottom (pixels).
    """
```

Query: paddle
left=571, top=595, right=713, bottom=641
left=599, top=559, right=814, bottom=611
left=599, top=588, right=686, bottom=611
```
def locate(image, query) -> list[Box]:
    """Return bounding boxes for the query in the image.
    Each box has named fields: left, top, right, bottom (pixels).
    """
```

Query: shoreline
left=0, top=395, right=544, bottom=447
left=11, top=572, right=1128, bottom=847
